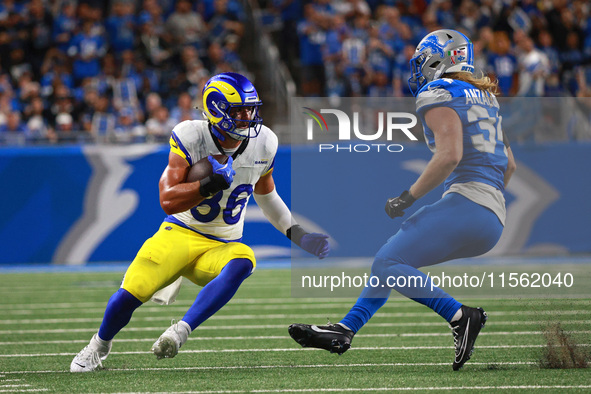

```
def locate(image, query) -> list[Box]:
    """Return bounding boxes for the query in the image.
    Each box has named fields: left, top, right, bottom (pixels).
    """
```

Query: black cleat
left=450, top=305, right=488, bottom=371
left=288, top=323, right=354, bottom=355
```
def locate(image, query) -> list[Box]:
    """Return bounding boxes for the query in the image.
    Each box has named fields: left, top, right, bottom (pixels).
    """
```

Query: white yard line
left=2, top=344, right=590, bottom=358
left=3, top=300, right=591, bottom=316
left=2, top=361, right=538, bottom=374
left=2, top=320, right=591, bottom=335
left=116, top=386, right=591, bottom=393
left=1, top=330, right=590, bottom=346
left=2, top=296, right=585, bottom=311
left=1, top=310, right=589, bottom=325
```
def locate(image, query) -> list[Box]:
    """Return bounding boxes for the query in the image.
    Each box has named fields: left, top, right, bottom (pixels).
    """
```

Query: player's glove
left=199, top=156, right=236, bottom=197
left=287, top=225, right=330, bottom=259
left=385, top=190, right=416, bottom=219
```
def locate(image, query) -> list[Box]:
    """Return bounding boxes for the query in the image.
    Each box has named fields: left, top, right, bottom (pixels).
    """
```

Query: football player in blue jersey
left=70, top=72, right=330, bottom=372
left=289, top=29, right=517, bottom=371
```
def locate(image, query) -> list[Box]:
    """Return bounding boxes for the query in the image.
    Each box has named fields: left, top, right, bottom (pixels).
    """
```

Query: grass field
left=0, top=266, right=590, bottom=393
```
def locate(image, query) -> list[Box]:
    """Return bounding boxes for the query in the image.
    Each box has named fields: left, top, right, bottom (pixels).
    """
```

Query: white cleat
left=70, top=334, right=111, bottom=372
left=152, top=320, right=191, bottom=360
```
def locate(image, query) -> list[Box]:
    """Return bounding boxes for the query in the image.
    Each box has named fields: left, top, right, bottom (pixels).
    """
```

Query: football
left=186, top=154, right=229, bottom=183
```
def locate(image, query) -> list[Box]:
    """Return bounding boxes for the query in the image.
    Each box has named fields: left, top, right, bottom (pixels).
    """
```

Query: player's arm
left=253, top=171, right=330, bottom=259
left=504, top=145, right=516, bottom=187
left=409, top=106, right=463, bottom=198
left=159, top=152, right=208, bottom=215
left=385, top=106, right=462, bottom=219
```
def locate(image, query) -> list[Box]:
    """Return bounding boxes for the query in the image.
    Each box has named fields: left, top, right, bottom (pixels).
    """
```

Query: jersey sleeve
left=169, top=121, right=198, bottom=166
left=415, top=79, right=455, bottom=116
left=261, top=126, right=279, bottom=176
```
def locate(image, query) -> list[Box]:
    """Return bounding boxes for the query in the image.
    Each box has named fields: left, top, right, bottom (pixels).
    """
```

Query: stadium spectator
left=488, top=31, right=518, bottom=96
left=165, top=0, right=207, bottom=52
left=54, top=112, right=79, bottom=143
left=297, top=3, right=328, bottom=96
left=392, top=44, right=415, bottom=97
left=27, top=0, right=54, bottom=78
left=91, top=96, right=116, bottom=141
left=104, top=0, right=136, bottom=54
left=23, top=96, right=55, bottom=143
left=0, top=111, right=28, bottom=145
left=170, top=92, right=201, bottom=124
left=40, top=51, right=75, bottom=98
left=145, top=105, right=175, bottom=142
left=138, top=14, right=172, bottom=67
left=67, top=19, right=107, bottom=84
left=52, top=1, right=78, bottom=54
left=207, top=0, right=245, bottom=43
left=516, top=35, right=549, bottom=96
left=112, top=106, right=146, bottom=143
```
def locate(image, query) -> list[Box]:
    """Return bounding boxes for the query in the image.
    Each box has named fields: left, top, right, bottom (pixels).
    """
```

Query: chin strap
left=208, top=124, right=250, bottom=160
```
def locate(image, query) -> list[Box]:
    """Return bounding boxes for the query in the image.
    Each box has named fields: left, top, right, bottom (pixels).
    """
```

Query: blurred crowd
left=0, top=0, right=250, bottom=145
left=266, top=0, right=591, bottom=98
left=1, top=0, right=590, bottom=146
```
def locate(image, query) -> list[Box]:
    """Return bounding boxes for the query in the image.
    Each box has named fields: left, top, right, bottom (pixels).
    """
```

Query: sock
left=450, top=306, right=463, bottom=323
left=182, top=258, right=253, bottom=330
left=340, top=257, right=465, bottom=331
left=174, top=320, right=192, bottom=348
left=98, top=288, right=143, bottom=341
left=379, top=262, right=462, bottom=322
left=340, top=296, right=388, bottom=333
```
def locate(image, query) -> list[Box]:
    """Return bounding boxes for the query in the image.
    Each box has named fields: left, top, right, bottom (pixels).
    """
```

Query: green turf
left=0, top=268, right=589, bottom=393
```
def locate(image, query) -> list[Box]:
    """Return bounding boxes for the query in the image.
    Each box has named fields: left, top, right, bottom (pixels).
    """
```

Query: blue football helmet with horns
left=201, top=72, right=263, bottom=141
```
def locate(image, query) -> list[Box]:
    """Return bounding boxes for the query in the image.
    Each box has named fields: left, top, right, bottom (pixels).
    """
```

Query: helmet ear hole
left=430, top=61, right=441, bottom=69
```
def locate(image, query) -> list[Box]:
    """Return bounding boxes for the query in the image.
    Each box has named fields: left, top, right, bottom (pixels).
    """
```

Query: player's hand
left=300, top=233, right=330, bottom=259
left=209, top=155, right=235, bottom=186
left=385, top=190, right=416, bottom=219
left=200, top=156, right=236, bottom=197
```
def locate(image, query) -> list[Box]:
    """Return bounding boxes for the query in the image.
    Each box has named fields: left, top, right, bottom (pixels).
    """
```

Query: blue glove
left=209, top=155, right=235, bottom=185
left=200, top=156, right=236, bottom=197
left=287, top=225, right=330, bottom=259
left=300, top=233, right=330, bottom=259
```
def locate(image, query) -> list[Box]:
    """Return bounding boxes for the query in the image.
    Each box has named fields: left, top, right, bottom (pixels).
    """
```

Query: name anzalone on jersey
left=416, top=78, right=509, bottom=226
left=167, top=120, right=278, bottom=242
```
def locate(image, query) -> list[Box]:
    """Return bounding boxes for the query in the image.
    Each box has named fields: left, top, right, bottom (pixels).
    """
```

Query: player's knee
left=224, top=258, right=254, bottom=279
left=371, top=255, right=405, bottom=278
left=229, top=243, right=257, bottom=269
left=122, top=275, right=158, bottom=303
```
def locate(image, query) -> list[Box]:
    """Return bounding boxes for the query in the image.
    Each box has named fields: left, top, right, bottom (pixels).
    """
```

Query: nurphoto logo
left=303, top=107, right=418, bottom=153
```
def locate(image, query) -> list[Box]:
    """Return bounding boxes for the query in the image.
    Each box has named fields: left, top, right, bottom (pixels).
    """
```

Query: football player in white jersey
left=71, top=72, right=330, bottom=372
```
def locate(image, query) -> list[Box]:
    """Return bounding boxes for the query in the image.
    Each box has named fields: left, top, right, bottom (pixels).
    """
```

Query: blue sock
left=340, top=259, right=463, bottom=332
left=382, top=262, right=462, bottom=322
left=340, top=293, right=389, bottom=333
left=182, top=258, right=253, bottom=330
left=98, top=288, right=143, bottom=341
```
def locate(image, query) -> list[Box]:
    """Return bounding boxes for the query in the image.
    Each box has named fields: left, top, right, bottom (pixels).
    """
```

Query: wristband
left=400, top=190, right=416, bottom=205
left=199, top=174, right=227, bottom=197
left=286, top=224, right=308, bottom=246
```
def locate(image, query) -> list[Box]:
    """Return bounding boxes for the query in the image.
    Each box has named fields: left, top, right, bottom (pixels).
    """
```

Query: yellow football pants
left=121, top=222, right=256, bottom=302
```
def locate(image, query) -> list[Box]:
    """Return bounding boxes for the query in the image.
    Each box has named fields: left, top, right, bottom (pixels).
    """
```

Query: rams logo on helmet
left=202, top=72, right=263, bottom=141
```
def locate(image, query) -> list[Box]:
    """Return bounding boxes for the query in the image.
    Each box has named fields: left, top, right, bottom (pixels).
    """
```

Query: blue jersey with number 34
left=416, top=78, right=508, bottom=192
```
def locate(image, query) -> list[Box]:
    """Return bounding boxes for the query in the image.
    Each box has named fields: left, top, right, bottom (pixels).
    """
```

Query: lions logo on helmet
left=202, top=72, right=263, bottom=141
left=408, top=29, right=475, bottom=96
